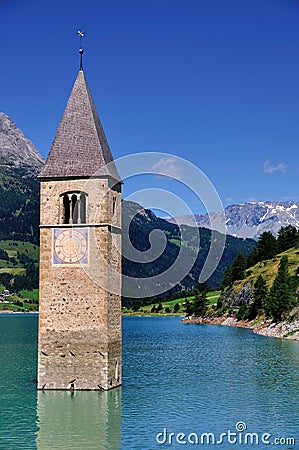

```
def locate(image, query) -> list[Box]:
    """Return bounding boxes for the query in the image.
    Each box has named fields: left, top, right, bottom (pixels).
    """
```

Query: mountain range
left=167, top=201, right=299, bottom=240
left=2, top=111, right=296, bottom=243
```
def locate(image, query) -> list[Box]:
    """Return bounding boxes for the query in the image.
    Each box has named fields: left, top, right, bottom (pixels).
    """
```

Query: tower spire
left=38, top=55, right=120, bottom=181
left=77, top=30, right=85, bottom=70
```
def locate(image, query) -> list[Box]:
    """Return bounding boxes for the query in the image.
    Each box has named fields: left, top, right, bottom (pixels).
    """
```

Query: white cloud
left=263, top=159, right=287, bottom=174
left=151, top=157, right=182, bottom=179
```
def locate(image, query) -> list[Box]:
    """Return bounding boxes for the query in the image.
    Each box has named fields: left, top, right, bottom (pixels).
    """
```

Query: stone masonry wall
left=38, top=178, right=122, bottom=390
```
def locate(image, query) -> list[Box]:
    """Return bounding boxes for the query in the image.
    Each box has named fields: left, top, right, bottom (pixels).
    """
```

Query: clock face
left=53, top=228, right=88, bottom=265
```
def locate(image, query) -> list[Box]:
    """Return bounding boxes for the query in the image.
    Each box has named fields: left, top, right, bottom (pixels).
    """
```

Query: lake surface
left=0, top=315, right=298, bottom=449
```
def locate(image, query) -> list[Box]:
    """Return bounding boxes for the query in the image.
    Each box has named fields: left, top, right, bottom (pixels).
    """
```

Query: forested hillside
left=0, top=172, right=39, bottom=244
left=218, top=226, right=299, bottom=322
left=123, top=201, right=256, bottom=296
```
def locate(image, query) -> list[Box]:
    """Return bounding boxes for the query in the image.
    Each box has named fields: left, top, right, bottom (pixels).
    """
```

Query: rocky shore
left=182, top=316, right=299, bottom=341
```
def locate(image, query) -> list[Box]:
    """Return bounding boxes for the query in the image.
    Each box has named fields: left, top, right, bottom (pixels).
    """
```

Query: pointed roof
left=38, top=69, right=120, bottom=181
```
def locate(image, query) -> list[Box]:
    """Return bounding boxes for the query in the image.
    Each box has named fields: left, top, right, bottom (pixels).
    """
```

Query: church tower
left=37, top=49, right=122, bottom=390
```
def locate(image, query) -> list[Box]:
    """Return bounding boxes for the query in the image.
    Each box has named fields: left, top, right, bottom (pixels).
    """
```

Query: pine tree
left=249, top=274, right=268, bottom=319
left=266, top=256, right=294, bottom=321
left=193, top=282, right=209, bottom=294
left=0, top=249, right=9, bottom=261
left=256, top=231, right=277, bottom=261
left=193, top=292, right=209, bottom=317
left=231, top=253, right=247, bottom=282
left=183, top=299, right=193, bottom=317
left=246, top=247, right=258, bottom=268
left=173, top=303, right=180, bottom=313
left=221, top=265, right=233, bottom=290
left=277, top=225, right=299, bottom=253
left=156, top=302, right=163, bottom=312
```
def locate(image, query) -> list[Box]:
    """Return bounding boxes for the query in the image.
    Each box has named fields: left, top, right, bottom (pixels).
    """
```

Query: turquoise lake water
left=0, top=314, right=298, bottom=449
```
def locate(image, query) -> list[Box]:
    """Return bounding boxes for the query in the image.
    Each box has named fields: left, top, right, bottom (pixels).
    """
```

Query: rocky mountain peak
left=167, top=201, right=299, bottom=240
left=0, top=112, right=44, bottom=177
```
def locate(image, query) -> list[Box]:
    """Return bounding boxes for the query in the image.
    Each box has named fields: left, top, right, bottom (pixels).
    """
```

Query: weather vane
left=77, top=30, right=85, bottom=70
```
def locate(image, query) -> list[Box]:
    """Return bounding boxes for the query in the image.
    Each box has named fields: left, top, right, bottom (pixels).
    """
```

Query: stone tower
left=37, top=57, right=122, bottom=390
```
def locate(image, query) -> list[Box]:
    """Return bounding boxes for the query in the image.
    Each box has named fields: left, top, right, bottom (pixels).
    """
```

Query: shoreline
left=2, top=310, right=299, bottom=341
left=182, top=316, right=299, bottom=341
left=0, top=310, right=38, bottom=314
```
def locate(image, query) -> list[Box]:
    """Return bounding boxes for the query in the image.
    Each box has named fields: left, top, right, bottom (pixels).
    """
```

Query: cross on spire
left=77, top=30, right=85, bottom=70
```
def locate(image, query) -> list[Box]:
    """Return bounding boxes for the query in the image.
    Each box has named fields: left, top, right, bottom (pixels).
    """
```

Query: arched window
left=61, top=192, right=87, bottom=224
left=80, top=194, right=86, bottom=223
left=63, top=194, right=70, bottom=224
left=72, top=194, right=78, bottom=224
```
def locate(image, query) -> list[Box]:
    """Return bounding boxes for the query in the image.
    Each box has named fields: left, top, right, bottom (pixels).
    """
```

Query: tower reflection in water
left=36, top=388, right=121, bottom=449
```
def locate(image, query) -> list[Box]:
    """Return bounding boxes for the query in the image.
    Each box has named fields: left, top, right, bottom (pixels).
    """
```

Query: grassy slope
left=0, top=240, right=38, bottom=274
left=233, top=247, right=299, bottom=294
left=132, top=291, right=221, bottom=314
left=0, top=301, right=37, bottom=312
left=0, top=267, right=26, bottom=275
left=0, top=240, right=39, bottom=310
left=19, top=289, right=39, bottom=301
left=0, top=240, right=38, bottom=261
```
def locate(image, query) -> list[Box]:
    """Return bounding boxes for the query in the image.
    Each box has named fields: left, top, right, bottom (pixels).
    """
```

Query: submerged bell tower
left=37, top=44, right=122, bottom=390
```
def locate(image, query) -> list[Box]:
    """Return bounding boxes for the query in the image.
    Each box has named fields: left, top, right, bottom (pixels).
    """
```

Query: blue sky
left=1, top=0, right=299, bottom=215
